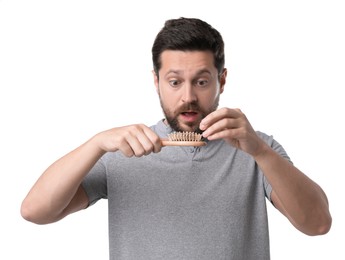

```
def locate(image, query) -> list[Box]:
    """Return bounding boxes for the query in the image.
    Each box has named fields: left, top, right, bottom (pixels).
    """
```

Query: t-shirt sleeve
left=257, top=132, right=293, bottom=203
left=81, top=156, right=108, bottom=207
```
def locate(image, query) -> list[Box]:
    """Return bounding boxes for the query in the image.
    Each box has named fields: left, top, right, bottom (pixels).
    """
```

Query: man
left=21, top=17, right=332, bottom=259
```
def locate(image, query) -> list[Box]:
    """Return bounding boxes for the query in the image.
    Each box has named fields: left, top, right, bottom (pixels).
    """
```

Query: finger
left=135, top=134, right=154, bottom=156
left=118, top=139, right=136, bottom=157
left=205, top=127, right=242, bottom=141
left=127, top=124, right=162, bottom=156
left=136, top=127, right=162, bottom=155
left=121, top=131, right=146, bottom=157
left=202, top=117, right=240, bottom=138
left=200, top=108, right=242, bottom=131
left=142, top=126, right=162, bottom=153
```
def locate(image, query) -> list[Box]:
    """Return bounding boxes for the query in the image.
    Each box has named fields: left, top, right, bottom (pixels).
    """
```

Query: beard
left=158, top=94, right=220, bottom=133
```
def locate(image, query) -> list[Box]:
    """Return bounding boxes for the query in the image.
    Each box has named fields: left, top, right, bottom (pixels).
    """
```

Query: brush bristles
left=167, top=131, right=203, bottom=142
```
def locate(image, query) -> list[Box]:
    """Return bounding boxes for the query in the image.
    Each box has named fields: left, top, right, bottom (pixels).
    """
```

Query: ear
left=219, top=68, right=227, bottom=94
left=152, top=70, right=159, bottom=92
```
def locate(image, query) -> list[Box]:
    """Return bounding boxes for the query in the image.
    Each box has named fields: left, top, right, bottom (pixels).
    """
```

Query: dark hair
left=152, top=17, right=225, bottom=77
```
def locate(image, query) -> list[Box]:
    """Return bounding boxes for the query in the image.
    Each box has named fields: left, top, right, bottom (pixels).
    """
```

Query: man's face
left=153, top=50, right=226, bottom=132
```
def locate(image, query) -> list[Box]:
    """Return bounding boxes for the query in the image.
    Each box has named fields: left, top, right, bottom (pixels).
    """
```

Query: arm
left=21, top=124, right=162, bottom=224
left=200, top=108, right=332, bottom=235
left=254, top=144, right=331, bottom=235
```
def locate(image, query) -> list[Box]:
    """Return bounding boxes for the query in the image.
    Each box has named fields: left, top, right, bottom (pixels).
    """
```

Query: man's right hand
left=94, top=124, right=163, bottom=157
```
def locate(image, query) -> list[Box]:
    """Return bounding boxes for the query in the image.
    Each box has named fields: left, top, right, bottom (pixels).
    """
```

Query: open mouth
left=181, top=111, right=198, bottom=116
left=180, top=111, right=199, bottom=122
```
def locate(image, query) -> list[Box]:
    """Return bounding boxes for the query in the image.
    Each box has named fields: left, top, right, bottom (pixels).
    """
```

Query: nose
left=181, top=84, right=197, bottom=103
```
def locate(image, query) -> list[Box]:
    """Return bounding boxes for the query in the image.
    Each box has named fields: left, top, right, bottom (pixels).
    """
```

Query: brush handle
left=161, top=139, right=206, bottom=147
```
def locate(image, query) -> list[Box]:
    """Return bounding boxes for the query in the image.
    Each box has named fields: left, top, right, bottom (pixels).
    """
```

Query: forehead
left=159, top=50, right=217, bottom=75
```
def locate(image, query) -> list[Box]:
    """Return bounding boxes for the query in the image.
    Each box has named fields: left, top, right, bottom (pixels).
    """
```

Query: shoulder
left=256, top=131, right=292, bottom=162
left=256, top=131, right=273, bottom=142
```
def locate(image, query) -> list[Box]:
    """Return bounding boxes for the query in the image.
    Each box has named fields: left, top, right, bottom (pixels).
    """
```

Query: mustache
left=176, top=102, right=201, bottom=113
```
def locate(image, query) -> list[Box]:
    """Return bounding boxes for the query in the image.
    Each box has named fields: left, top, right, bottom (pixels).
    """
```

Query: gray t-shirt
left=82, top=120, right=291, bottom=260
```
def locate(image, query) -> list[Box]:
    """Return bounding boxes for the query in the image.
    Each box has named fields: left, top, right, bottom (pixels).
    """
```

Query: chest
left=106, top=145, right=264, bottom=213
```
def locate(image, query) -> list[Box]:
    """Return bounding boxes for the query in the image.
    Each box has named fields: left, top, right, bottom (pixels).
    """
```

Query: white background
left=1, top=0, right=344, bottom=259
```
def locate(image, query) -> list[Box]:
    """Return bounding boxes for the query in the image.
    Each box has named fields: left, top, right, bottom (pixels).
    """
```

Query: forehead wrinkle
left=164, top=68, right=212, bottom=78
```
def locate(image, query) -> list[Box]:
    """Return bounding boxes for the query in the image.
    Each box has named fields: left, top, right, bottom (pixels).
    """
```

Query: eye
left=169, top=79, right=181, bottom=88
left=196, top=79, right=209, bottom=87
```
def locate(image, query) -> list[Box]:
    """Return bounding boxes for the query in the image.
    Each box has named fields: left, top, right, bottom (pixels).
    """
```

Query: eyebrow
left=165, top=69, right=212, bottom=77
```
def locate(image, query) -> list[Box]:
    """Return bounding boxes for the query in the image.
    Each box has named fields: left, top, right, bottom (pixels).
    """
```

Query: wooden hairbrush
left=161, top=131, right=207, bottom=147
